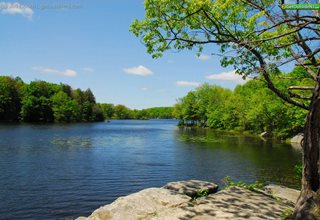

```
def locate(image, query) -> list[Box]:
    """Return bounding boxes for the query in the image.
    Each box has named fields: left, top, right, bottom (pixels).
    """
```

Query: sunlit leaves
left=174, top=69, right=308, bottom=138
left=131, top=0, right=304, bottom=75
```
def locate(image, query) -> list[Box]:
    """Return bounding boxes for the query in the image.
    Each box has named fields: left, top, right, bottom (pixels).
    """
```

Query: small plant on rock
left=191, top=189, right=209, bottom=201
left=223, top=176, right=265, bottom=191
left=280, top=208, right=294, bottom=220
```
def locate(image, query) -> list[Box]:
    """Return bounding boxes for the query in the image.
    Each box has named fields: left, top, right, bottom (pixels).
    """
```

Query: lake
left=0, top=120, right=301, bottom=219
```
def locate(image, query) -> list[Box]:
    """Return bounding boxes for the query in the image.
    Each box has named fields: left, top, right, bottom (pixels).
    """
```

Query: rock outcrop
left=264, top=184, right=300, bottom=204
left=260, top=131, right=269, bottom=139
left=77, top=180, right=296, bottom=220
left=291, top=133, right=304, bottom=144
left=162, top=180, right=218, bottom=197
left=77, top=187, right=190, bottom=220
left=152, top=187, right=294, bottom=220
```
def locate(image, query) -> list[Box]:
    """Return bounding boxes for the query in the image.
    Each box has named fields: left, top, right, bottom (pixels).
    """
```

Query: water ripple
left=0, top=120, right=301, bottom=219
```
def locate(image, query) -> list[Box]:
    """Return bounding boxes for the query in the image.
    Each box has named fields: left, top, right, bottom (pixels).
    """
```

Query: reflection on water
left=0, top=120, right=301, bottom=219
left=52, top=137, right=93, bottom=148
left=175, top=127, right=301, bottom=188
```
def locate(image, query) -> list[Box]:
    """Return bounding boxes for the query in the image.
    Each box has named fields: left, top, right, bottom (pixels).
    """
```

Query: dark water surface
left=0, top=120, right=301, bottom=219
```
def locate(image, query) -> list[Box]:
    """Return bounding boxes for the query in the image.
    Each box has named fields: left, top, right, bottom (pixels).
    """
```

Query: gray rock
left=78, top=181, right=296, bottom=220
left=260, top=131, right=269, bottom=138
left=78, top=187, right=295, bottom=220
left=77, top=187, right=190, bottom=220
left=264, top=184, right=300, bottom=204
left=291, top=133, right=304, bottom=144
left=162, top=180, right=218, bottom=198
left=152, top=187, right=294, bottom=220
left=291, top=143, right=302, bottom=151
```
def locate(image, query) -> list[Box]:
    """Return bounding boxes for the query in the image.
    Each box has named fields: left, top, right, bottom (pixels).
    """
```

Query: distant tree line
left=98, top=104, right=173, bottom=120
left=0, top=76, right=104, bottom=122
left=173, top=66, right=311, bottom=139
left=0, top=76, right=174, bottom=123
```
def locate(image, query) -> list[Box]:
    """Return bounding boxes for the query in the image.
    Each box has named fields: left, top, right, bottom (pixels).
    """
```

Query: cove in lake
left=0, top=120, right=301, bottom=219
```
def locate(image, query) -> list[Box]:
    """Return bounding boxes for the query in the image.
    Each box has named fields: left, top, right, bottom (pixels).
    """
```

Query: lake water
left=0, top=120, right=301, bottom=219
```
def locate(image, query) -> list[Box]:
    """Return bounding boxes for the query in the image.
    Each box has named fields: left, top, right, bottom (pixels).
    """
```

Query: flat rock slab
left=148, top=187, right=294, bottom=220
left=77, top=187, right=190, bottom=220
left=264, top=184, right=300, bottom=204
left=78, top=182, right=295, bottom=220
left=162, top=180, right=219, bottom=198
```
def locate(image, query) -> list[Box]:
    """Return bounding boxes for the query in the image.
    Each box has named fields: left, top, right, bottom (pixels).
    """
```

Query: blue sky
left=0, top=0, right=249, bottom=109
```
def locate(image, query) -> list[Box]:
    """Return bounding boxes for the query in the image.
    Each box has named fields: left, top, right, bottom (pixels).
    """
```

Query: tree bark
left=293, top=88, right=320, bottom=219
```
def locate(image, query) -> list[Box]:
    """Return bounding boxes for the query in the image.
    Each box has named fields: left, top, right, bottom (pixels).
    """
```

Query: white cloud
left=0, top=2, right=33, bottom=20
left=33, top=66, right=77, bottom=77
left=197, top=54, right=210, bottom=61
left=206, top=70, right=247, bottom=84
left=122, top=65, right=153, bottom=76
left=141, top=87, right=149, bottom=91
left=83, top=67, right=95, bottom=73
left=176, top=81, right=201, bottom=87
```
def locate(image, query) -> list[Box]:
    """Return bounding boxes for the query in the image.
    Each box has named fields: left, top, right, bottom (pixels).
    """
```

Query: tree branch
left=244, top=45, right=310, bottom=110
left=289, top=91, right=312, bottom=100
left=289, top=86, right=315, bottom=90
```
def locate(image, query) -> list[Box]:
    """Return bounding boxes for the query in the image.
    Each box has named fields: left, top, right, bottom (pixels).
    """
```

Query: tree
left=98, top=103, right=114, bottom=119
left=0, top=76, right=23, bottom=121
left=20, top=81, right=54, bottom=122
left=72, top=88, right=97, bottom=122
left=113, top=105, right=133, bottom=119
left=51, top=91, right=80, bottom=122
left=194, top=83, right=212, bottom=126
left=145, top=107, right=173, bottom=119
left=0, top=76, right=104, bottom=123
left=131, top=0, right=319, bottom=218
left=206, top=85, right=233, bottom=129
left=92, top=104, right=105, bottom=122
left=174, top=75, right=306, bottom=136
left=179, top=91, right=199, bottom=125
left=83, top=89, right=96, bottom=104
left=60, top=83, right=73, bottom=98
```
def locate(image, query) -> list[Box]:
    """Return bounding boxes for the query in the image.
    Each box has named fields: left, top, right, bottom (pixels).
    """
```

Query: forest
left=0, top=76, right=173, bottom=123
left=173, top=66, right=312, bottom=139
left=0, top=67, right=311, bottom=139
left=98, top=103, right=173, bottom=120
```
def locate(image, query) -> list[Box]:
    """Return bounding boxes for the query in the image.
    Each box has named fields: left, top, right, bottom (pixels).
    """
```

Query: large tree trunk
left=293, top=94, right=320, bottom=219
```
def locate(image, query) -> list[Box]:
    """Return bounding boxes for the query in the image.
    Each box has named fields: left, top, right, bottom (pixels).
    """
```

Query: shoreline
left=77, top=180, right=299, bottom=220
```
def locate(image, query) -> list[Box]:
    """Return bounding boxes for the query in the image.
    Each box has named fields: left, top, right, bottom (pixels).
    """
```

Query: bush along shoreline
left=172, top=66, right=310, bottom=140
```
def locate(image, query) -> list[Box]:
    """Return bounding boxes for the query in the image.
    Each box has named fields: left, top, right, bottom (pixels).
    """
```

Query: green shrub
left=223, top=176, right=265, bottom=191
